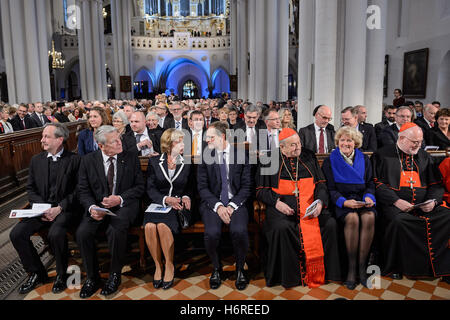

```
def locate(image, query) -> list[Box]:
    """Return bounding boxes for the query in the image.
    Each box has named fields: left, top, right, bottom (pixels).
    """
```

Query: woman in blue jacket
left=78, top=106, right=109, bottom=156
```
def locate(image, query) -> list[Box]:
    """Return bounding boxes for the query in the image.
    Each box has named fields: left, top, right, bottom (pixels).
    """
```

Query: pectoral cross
left=407, top=176, right=416, bottom=189
left=293, top=184, right=299, bottom=197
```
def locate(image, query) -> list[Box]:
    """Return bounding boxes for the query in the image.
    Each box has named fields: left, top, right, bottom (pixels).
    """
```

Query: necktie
left=206, top=119, right=210, bottom=128
left=192, top=133, right=198, bottom=155
left=430, top=122, right=434, bottom=128
left=319, top=128, right=325, bottom=153
left=249, top=127, right=256, bottom=144
left=22, top=119, right=26, bottom=129
left=136, top=133, right=143, bottom=144
left=175, top=121, right=181, bottom=130
left=107, top=157, right=115, bottom=195
left=219, top=152, right=229, bottom=206
left=40, top=114, right=45, bottom=125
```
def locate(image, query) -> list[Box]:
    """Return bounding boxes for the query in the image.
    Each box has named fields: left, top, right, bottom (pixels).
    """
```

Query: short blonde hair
left=160, top=128, right=185, bottom=154
left=334, top=126, right=363, bottom=149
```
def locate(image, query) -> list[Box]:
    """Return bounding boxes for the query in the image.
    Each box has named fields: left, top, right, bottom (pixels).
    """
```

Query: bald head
left=315, top=105, right=332, bottom=128
left=130, top=111, right=146, bottom=134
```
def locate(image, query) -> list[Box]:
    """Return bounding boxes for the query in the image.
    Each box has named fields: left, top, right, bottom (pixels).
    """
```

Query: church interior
left=0, top=0, right=449, bottom=304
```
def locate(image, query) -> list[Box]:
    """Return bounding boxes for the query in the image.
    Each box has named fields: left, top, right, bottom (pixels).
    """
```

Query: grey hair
left=44, top=123, right=69, bottom=142
left=112, top=110, right=129, bottom=125
left=146, top=111, right=160, bottom=121
left=94, top=125, right=118, bottom=145
left=245, top=104, right=260, bottom=115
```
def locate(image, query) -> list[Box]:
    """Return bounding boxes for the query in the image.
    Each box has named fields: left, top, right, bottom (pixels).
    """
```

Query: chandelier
left=48, top=40, right=65, bottom=69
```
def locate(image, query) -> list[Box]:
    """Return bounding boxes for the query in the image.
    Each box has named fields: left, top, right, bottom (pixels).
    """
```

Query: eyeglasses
left=318, top=114, right=332, bottom=121
left=405, top=136, right=423, bottom=145
left=267, top=118, right=281, bottom=121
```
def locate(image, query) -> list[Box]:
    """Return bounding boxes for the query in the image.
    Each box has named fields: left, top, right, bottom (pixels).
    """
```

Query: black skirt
left=143, top=209, right=181, bottom=235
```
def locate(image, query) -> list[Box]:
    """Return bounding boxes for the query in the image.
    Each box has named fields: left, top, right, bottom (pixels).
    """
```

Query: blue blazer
left=78, top=129, right=96, bottom=156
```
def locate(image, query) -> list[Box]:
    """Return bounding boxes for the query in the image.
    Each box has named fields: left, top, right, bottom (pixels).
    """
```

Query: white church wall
left=384, top=0, right=450, bottom=107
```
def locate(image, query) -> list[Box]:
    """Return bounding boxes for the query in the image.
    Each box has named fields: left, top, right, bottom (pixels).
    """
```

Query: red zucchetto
left=278, top=128, right=298, bottom=142
left=399, top=122, right=418, bottom=132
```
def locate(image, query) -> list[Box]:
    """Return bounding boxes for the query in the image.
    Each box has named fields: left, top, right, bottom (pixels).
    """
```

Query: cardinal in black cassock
left=256, top=128, right=341, bottom=288
left=373, top=123, right=450, bottom=281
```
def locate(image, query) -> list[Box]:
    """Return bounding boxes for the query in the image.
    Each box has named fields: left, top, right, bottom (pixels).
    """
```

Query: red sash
left=273, top=178, right=325, bottom=288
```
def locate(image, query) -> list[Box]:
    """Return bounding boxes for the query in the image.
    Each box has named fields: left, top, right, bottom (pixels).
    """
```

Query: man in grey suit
left=298, top=105, right=335, bottom=154
left=30, top=102, right=51, bottom=127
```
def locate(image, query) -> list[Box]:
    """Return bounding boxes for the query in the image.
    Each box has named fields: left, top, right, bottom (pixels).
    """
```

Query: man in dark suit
left=233, top=104, right=267, bottom=151
left=54, top=103, right=70, bottom=123
left=262, top=108, right=281, bottom=150
left=10, top=123, right=81, bottom=294
left=164, top=102, right=189, bottom=130
left=415, top=103, right=438, bottom=137
left=379, top=106, right=414, bottom=148
left=76, top=125, right=145, bottom=298
left=11, top=104, right=37, bottom=131
left=155, top=102, right=172, bottom=130
left=122, top=111, right=160, bottom=156
left=202, top=103, right=219, bottom=129
left=375, top=105, right=397, bottom=143
left=298, top=105, right=335, bottom=153
left=197, top=121, right=252, bottom=291
left=30, top=102, right=51, bottom=127
left=341, top=107, right=377, bottom=152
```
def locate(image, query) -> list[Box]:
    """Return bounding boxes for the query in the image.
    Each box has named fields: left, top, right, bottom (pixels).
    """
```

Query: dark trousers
left=76, top=210, right=130, bottom=280
left=201, top=204, right=249, bottom=270
left=10, top=212, right=75, bottom=276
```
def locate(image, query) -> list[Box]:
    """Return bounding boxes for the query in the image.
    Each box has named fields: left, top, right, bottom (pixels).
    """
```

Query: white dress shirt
left=135, top=130, right=153, bottom=156
left=314, top=123, right=328, bottom=153
left=1, top=120, right=13, bottom=133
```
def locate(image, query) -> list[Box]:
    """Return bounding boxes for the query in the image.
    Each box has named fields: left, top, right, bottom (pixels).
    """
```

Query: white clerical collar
left=47, top=148, right=64, bottom=162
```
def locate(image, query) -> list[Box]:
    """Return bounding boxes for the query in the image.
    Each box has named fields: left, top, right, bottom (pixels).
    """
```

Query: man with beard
left=375, top=105, right=397, bottom=143
left=372, top=123, right=449, bottom=283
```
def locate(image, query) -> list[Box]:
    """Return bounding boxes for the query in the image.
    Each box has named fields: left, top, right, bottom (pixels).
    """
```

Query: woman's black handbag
left=177, top=208, right=191, bottom=229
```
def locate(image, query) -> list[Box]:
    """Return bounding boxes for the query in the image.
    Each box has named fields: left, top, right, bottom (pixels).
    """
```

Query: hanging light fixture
left=48, top=40, right=65, bottom=69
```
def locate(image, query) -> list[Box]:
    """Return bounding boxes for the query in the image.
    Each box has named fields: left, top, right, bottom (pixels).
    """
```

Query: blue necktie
left=219, top=152, right=229, bottom=206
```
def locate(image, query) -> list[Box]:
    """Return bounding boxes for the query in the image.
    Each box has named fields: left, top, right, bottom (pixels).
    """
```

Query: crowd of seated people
left=2, top=94, right=449, bottom=299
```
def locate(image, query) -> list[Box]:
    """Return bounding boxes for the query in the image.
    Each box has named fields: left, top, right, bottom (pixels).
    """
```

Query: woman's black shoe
left=162, top=279, right=174, bottom=290
left=153, top=279, right=163, bottom=289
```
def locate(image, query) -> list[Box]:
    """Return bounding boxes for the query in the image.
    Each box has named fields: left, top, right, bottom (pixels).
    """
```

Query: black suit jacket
left=146, top=154, right=194, bottom=205
left=298, top=123, right=335, bottom=153
left=233, top=120, right=267, bottom=150
left=374, top=120, right=390, bottom=141
left=30, top=112, right=51, bottom=127
left=27, top=150, right=81, bottom=214
left=197, top=147, right=252, bottom=212
left=54, top=112, right=70, bottom=123
left=425, top=127, right=450, bottom=150
left=163, top=117, right=189, bottom=131
left=358, top=123, right=377, bottom=152
left=78, top=150, right=145, bottom=223
left=378, top=123, right=399, bottom=148
left=415, top=117, right=433, bottom=136
left=11, top=115, right=37, bottom=131
left=122, top=127, right=162, bottom=155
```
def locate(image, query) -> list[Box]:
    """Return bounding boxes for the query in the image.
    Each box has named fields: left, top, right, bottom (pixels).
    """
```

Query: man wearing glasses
left=379, top=106, right=420, bottom=148
left=373, top=123, right=450, bottom=284
left=298, top=105, right=335, bottom=154
left=165, top=102, right=189, bottom=130
left=263, top=108, right=281, bottom=150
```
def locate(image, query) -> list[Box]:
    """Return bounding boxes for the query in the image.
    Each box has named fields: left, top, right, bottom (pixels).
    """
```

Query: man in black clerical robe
left=256, top=128, right=341, bottom=288
left=373, top=123, right=450, bottom=282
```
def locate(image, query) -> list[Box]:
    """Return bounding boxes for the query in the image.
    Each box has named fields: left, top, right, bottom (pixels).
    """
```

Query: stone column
left=236, top=0, right=248, bottom=101
left=111, top=0, right=134, bottom=99
left=297, top=0, right=315, bottom=128
left=314, top=0, right=338, bottom=115
left=365, top=0, right=387, bottom=124
left=247, top=0, right=256, bottom=102
left=0, top=0, right=52, bottom=104
left=265, top=0, right=278, bottom=103
left=230, top=0, right=237, bottom=98
left=253, top=0, right=266, bottom=103
left=77, top=0, right=107, bottom=101
left=341, top=0, right=367, bottom=108
left=277, top=0, right=289, bottom=102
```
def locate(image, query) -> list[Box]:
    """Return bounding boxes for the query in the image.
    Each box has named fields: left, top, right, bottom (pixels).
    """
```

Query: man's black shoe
left=80, top=278, right=101, bottom=299
left=100, top=272, right=121, bottom=296
left=209, top=268, right=222, bottom=290
left=235, top=269, right=249, bottom=291
left=389, top=273, right=403, bottom=280
left=19, top=272, right=49, bottom=294
left=52, top=274, right=68, bottom=294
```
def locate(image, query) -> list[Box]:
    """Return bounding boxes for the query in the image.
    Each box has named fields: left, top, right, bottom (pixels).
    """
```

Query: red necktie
left=430, top=122, right=434, bottom=128
left=319, top=128, right=325, bottom=153
left=206, top=119, right=210, bottom=128
left=22, top=119, right=26, bottom=129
